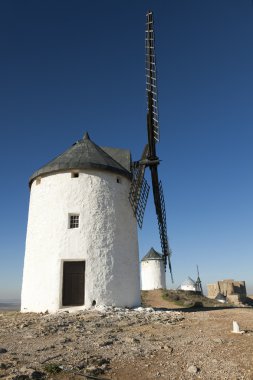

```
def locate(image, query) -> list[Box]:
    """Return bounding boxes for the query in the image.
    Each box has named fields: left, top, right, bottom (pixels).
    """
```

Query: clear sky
left=0, top=0, right=253, bottom=300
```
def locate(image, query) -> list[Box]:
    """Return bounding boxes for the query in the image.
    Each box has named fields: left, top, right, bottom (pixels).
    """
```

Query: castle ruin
left=207, top=279, right=247, bottom=304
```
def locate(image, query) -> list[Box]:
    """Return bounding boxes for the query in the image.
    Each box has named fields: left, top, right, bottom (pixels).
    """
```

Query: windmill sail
left=196, top=265, right=203, bottom=294
left=146, top=11, right=159, bottom=143
left=150, top=165, right=172, bottom=277
left=129, top=165, right=150, bottom=228
left=129, top=145, right=150, bottom=228
left=129, top=11, right=173, bottom=280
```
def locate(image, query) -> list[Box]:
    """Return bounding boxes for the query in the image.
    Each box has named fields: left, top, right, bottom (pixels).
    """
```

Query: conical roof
left=141, top=247, right=163, bottom=261
left=29, top=132, right=131, bottom=186
left=215, top=293, right=227, bottom=301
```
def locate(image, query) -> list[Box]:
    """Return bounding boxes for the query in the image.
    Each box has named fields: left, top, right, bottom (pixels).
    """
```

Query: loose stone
left=187, top=365, right=199, bottom=374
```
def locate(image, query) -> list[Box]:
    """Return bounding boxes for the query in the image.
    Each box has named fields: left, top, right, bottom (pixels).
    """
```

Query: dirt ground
left=113, top=291, right=253, bottom=380
left=1, top=290, right=253, bottom=380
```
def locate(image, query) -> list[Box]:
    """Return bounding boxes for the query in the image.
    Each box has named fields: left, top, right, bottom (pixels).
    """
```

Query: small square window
left=71, top=172, right=79, bottom=178
left=69, top=214, right=79, bottom=229
left=116, top=177, right=121, bottom=184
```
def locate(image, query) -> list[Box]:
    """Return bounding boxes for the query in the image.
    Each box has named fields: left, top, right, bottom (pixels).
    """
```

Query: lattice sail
left=150, top=162, right=173, bottom=279
left=156, top=180, right=173, bottom=279
left=157, top=181, right=174, bottom=282
left=157, top=180, right=168, bottom=254
left=129, top=11, right=173, bottom=279
left=146, top=11, right=159, bottom=143
left=129, top=165, right=150, bottom=229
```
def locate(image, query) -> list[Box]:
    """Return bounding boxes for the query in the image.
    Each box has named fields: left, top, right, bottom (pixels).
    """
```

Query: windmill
left=129, top=11, right=173, bottom=281
left=195, top=265, right=203, bottom=294
left=21, top=11, right=172, bottom=313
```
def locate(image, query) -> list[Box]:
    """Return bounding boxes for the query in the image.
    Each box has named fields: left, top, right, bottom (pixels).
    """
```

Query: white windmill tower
left=141, top=248, right=166, bottom=290
left=21, top=133, right=140, bottom=312
left=21, top=11, right=173, bottom=313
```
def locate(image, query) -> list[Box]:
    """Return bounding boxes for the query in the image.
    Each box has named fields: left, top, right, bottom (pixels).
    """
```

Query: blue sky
left=0, top=0, right=253, bottom=299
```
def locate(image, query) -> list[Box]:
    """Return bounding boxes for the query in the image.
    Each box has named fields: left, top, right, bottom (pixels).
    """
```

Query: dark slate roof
left=141, top=247, right=163, bottom=261
left=29, top=132, right=131, bottom=186
left=101, top=147, right=131, bottom=172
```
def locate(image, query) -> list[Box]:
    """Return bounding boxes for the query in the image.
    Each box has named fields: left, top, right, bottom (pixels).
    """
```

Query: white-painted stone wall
left=141, top=259, right=166, bottom=290
left=180, top=284, right=196, bottom=291
left=21, top=170, right=140, bottom=312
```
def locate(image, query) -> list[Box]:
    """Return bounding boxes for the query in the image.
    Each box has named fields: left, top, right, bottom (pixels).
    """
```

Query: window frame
left=69, top=214, right=80, bottom=229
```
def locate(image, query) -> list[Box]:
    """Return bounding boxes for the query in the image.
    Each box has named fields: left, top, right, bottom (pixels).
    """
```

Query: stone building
left=207, top=279, right=246, bottom=304
left=21, top=133, right=141, bottom=313
left=180, top=277, right=198, bottom=292
left=141, top=248, right=166, bottom=290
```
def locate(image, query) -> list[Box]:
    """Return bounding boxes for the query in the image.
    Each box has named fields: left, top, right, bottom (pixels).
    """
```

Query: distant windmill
left=129, top=11, right=173, bottom=281
left=195, top=265, right=203, bottom=294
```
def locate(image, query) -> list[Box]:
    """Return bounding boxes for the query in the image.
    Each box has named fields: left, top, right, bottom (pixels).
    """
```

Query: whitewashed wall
left=21, top=170, right=140, bottom=312
left=180, top=284, right=196, bottom=291
left=141, top=259, right=166, bottom=290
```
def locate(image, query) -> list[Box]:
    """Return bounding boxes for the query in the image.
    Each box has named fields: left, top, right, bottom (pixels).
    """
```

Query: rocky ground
left=1, top=291, right=253, bottom=380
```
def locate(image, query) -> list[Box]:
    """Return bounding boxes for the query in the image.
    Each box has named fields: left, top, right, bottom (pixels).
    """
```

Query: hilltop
left=0, top=290, right=253, bottom=379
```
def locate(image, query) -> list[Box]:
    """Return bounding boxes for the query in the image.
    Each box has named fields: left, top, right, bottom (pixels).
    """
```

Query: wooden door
left=62, top=261, right=85, bottom=306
